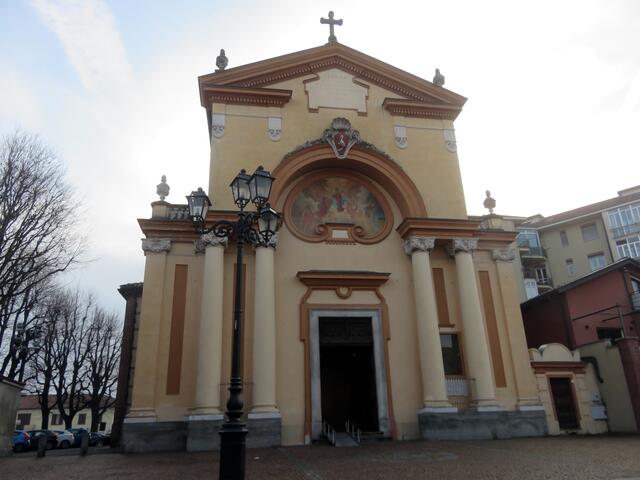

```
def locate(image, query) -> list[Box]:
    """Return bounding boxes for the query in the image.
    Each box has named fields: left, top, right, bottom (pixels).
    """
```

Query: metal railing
left=322, top=420, right=336, bottom=446
left=520, top=246, right=546, bottom=257
left=345, top=420, right=361, bottom=444
left=612, top=223, right=640, bottom=239
left=446, top=376, right=475, bottom=410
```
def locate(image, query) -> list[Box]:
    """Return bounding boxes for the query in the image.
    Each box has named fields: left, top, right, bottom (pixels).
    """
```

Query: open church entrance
left=319, top=317, right=379, bottom=432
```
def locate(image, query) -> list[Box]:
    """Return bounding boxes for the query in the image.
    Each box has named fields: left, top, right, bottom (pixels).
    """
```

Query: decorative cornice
left=198, top=43, right=466, bottom=110
left=403, top=236, right=435, bottom=256
left=297, top=270, right=390, bottom=289
left=448, top=238, right=478, bottom=255
left=382, top=98, right=462, bottom=121
left=202, top=86, right=292, bottom=108
left=141, top=238, right=171, bottom=254
left=396, top=217, right=481, bottom=240
left=492, top=248, right=516, bottom=263
left=194, top=232, right=228, bottom=253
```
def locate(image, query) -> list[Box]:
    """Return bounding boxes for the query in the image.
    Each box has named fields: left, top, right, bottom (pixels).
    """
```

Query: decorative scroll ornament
left=447, top=238, right=478, bottom=255
left=492, top=248, right=516, bottom=262
left=255, top=232, right=278, bottom=249
left=394, top=126, right=407, bottom=149
left=322, top=117, right=361, bottom=159
left=443, top=129, right=457, bottom=153
left=267, top=117, right=282, bottom=142
left=403, top=236, right=436, bottom=256
left=141, top=238, right=171, bottom=254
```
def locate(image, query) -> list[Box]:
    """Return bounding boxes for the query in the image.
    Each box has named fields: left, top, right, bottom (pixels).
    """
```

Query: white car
left=53, top=430, right=74, bottom=449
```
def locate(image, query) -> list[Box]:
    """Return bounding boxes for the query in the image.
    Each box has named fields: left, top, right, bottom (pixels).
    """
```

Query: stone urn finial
left=433, top=68, right=445, bottom=87
left=156, top=175, right=170, bottom=201
left=483, top=190, right=496, bottom=214
left=216, top=49, right=228, bottom=72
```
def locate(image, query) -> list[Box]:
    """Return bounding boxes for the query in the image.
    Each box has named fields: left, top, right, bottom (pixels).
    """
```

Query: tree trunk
left=40, top=406, right=50, bottom=429
left=90, top=405, right=101, bottom=432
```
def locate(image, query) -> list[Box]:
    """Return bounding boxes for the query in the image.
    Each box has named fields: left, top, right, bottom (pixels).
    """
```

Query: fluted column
left=192, top=233, right=227, bottom=415
left=404, top=237, right=452, bottom=410
left=449, top=239, right=497, bottom=408
left=492, top=248, right=541, bottom=408
left=251, top=235, right=278, bottom=413
left=127, top=238, right=171, bottom=420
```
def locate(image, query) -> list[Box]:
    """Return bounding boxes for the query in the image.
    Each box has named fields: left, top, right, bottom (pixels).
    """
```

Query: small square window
left=581, top=223, right=599, bottom=242
left=78, top=413, right=86, bottom=425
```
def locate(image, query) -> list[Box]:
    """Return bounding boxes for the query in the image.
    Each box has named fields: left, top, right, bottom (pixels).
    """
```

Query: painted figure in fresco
left=291, top=177, right=385, bottom=238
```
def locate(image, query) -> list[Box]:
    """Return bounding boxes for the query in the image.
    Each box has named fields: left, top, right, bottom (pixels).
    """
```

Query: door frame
left=309, top=308, right=390, bottom=439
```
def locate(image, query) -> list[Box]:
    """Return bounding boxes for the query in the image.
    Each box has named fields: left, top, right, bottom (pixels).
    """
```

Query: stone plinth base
left=247, top=412, right=281, bottom=448
left=186, top=415, right=224, bottom=451
left=122, top=420, right=187, bottom=453
left=418, top=408, right=547, bottom=440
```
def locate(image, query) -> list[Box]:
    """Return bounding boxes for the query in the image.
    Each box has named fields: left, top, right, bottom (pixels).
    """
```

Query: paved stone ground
left=2, top=435, right=640, bottom=479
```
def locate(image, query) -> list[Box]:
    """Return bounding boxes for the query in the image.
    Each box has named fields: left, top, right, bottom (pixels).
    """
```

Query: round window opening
left=287, top=174, right=391, bottom=243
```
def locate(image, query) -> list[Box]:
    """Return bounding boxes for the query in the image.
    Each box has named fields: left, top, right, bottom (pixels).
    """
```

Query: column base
left=186, top=414, right=225, bottom=452
left=122, top=419, right=187, bottom=452
left=418, top=408, right=547, bottom=440
left=247, top=411, right=281, bottom=448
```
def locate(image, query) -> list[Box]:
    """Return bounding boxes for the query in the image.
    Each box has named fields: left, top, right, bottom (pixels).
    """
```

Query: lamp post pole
left=187, top=167, right=279, bottom=480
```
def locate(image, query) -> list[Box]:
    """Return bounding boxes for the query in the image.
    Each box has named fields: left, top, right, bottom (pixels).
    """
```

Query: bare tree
left=0, top=131, right=84, bottom=382
left=85, top=309, right=121, bottom=432
left=53, top=290, right=93, bottom=429
left=29, top=289, right=65, bottom=429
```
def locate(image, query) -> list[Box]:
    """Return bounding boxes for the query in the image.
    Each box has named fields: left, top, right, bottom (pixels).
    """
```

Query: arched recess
left=271, top=144, right=428, bottom=218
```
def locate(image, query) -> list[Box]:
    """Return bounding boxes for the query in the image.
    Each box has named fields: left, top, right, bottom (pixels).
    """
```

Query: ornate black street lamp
left=187, top=166, right=279, bottom=480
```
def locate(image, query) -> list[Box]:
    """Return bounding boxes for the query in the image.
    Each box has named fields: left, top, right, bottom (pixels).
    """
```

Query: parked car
left=26, top=430, right=58, bottom=450
left=67, top=428, right=89, bottom=447
left=12, top=431, right=31, bottom=453
left=89, top=431, right=110, bottom=447
left=53, top=430, right=75, bottom=449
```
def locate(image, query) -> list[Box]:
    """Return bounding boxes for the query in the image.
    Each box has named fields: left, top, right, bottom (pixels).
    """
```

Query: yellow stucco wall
left=539, top=215, right=612, bottom=286
left=208, top=71, right=468, bottom=220
left=15, top=407, right=115, bottom=432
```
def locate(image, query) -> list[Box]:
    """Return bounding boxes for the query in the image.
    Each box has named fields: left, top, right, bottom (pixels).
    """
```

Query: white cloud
left=31, top=0, right=133, bottom=94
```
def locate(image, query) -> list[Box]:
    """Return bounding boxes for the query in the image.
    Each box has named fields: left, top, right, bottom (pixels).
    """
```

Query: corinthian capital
left=256, top=233, right=278, bottom=249
left=403, top=236, right=436, bottom=256
left=447, top=238, right=478, bottom=256
left=492, top=248, right=516, bottom=262
left=141, top=238, right=171, bottom=254
left=194, top=232, right=228, bottom=254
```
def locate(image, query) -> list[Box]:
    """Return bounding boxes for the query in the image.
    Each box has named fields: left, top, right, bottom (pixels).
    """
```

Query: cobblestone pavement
left=2, top=435, right=640, bottom=480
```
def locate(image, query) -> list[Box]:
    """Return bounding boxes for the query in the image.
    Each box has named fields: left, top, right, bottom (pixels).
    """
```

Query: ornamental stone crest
left=322, top=117, right=361, bottom=159
left=403, top=236, right=436, bottom=256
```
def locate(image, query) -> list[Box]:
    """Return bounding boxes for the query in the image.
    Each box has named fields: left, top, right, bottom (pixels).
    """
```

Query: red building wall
left=522, top=294, right=572, bottom=349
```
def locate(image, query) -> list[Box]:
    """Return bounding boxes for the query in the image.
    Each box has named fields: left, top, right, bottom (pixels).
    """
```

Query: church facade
left=123, top=41, right=546, bottom=452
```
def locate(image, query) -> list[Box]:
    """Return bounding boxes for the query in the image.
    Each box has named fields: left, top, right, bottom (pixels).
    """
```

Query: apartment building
left=523, top=186, right=640, bottom=288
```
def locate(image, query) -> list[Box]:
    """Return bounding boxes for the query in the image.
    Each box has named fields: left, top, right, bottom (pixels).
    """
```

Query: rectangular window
left=440, top=334, right=463, bottom=376
left=16, top=413, right=31, bottom=426
left=616, top=236, right=640, bottom=258
left=588, top=253, right=606, bottom=271
left=560, top=230, right=569, bottom=247
left=78, top=413, right=86, bottom=425
left=535, top=266, right=549, bottom=284
left=566, top=259, right=575, bottom=277
left=597, top=328, right=622, bottom=341
left=632, top=278, right=640, bottom=294
left=581, top=223, right=599, bottom=242
left=99, top=422, right=106, bottom=432
left=51, top=414, right=62, bottom=426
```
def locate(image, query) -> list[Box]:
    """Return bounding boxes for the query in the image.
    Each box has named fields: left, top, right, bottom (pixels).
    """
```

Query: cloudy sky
left=1, top=0, right=638, bottom=313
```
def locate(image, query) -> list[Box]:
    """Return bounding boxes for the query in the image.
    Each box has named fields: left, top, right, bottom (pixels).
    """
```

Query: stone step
left=333, top=432, right=358, bottom=447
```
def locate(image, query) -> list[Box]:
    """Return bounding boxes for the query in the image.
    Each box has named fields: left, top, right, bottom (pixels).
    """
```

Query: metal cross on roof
left=320, top=11, right=343, bottom=44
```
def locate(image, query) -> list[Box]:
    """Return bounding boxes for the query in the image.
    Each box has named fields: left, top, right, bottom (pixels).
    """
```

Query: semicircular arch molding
left=271, top=144, right=427, bottom=219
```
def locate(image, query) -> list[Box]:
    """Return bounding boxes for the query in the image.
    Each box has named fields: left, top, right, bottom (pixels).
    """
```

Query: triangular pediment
left=198, top=43, right=466, bottom=116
